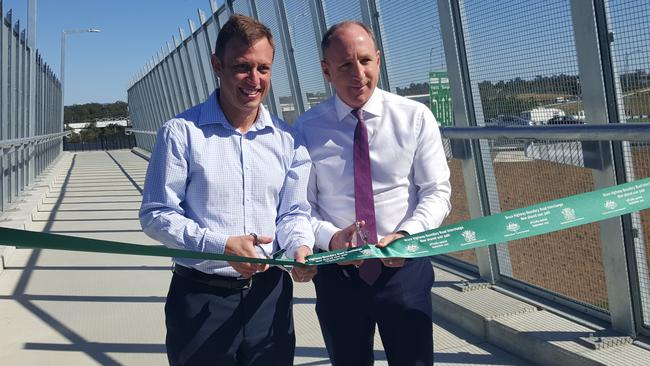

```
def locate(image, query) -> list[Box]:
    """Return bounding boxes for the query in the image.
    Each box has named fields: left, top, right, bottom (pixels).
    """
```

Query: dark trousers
left=313, top=258, right=434, bottom=366
left=165, top=267, right=295, bottom=366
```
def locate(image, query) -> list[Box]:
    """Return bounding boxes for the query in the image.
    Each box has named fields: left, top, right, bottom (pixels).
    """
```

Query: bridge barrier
left=127, top=0, right=650, bottom=339
left=0, top=2, right=64, bottom=214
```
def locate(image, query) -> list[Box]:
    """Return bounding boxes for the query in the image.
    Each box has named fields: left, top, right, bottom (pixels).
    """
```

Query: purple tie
left=352, top=109, right=382, bottom=285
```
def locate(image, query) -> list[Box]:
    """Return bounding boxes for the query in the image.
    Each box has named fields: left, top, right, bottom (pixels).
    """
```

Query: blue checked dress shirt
left=140, top=90, right=314, bottom=277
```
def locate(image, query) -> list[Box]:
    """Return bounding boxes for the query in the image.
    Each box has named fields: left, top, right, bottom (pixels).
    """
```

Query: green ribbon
left=306, top=177, right=650, bottom=265
left=2, top=177, right=649, bottom=266
left=0, top=228, right=297, bottom=266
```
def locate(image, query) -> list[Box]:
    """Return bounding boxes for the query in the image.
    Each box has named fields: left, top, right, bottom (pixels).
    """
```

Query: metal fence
left=62, top=134, right=136, bottom=152
left=128, top=0, right=650, bottom=337
left=0, top=2, right=63, bottom=213
left=442, top=125, right=650, bottom=329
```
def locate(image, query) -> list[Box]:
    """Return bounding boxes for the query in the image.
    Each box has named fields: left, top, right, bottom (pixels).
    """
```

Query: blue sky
left=3, top=0, right=647, bottom=108
left=3, top=0, right=224, bottom=106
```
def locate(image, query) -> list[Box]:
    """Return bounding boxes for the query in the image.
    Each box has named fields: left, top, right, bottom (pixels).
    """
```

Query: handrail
left=0, top=131, right=70, bottom=154
left=441, top=124, right=650, bottom=141
left=125, top=128, right=157, bottom=136
left=125, top=125, right=650, bottom=141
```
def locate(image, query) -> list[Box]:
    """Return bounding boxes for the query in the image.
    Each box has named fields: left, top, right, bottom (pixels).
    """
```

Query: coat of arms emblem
left=506, top=222, right=520, bottom=232
left=406, top=244, right=419, bottom=253
left=561, top=207, right=576, bottom=221
left=461, top=230, right=477, bottom=242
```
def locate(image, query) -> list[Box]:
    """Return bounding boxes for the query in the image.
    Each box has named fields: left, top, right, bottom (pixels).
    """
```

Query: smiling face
left=321, top=23, right=380, bottom=109
left=211, top=36, right=273, bottom=127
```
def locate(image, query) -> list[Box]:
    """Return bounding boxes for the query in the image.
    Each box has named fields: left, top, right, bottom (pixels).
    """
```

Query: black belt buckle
left=174, top=265, right=253, bottom=290
left=220, top=277, right=252, bottom=290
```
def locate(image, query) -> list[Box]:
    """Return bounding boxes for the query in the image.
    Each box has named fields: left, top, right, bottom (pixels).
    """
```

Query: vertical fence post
left=178, top=27, right=199, bottom=107
left=197, top=8, right=218, bottom=94
left=9, top=16, right=16, bottom=202
left=273, top=0, right=305, bottom=119
left=359, top=0, right=390, bottom=92
left=570, top=0, right=636, bottom=336
left=17, top=29, right=24, bottom=194
left=147, top=61, right=165, bottom=126
left=438, top=0, right=500, bottom=283
left=209, top=0, right=221, bottom=92
left=165, top=42, right=181, bottom=115
left=27, top=0, right=35, bottom=186
left=156, top=51, right=174, bottom=120
left=174, top=33, right=192, bottom=109
left=188, top=18, right=209, bottom=101
left=0, top=2, right=7, bottom=211
left=308, top=0, right=334, bottom=98
left=248, top=0, right=279, bottom=117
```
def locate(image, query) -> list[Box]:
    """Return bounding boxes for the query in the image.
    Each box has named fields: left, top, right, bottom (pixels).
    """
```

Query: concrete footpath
left=0, top=150, right=527, bottom=365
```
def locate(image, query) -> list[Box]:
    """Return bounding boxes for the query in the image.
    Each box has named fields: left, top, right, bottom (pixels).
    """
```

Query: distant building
left=65, top=119, right=129, bottom=133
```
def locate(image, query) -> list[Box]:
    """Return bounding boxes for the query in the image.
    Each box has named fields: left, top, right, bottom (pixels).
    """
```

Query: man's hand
left=329, top=221, right=364, bottom=266
left=291, top=246, right=317, bottom=282
left=224, top=234, right=272, bottom=278
left=376, top=232, right=407, bottom=268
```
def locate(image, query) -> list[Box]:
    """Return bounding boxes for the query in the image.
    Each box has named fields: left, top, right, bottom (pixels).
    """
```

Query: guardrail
left=127, top=123, right=650, bottom=140
left=0, top=2, right=63, bottom=213
left=0, top=132, right=70, bottom=156
left=124, top=128, right=157, bottom=136
left=437, top=124, right=650, bottom=338
left=442, top=124, right=650, bottom=141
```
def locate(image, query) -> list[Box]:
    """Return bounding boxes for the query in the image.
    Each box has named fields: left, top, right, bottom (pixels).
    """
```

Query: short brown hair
left=214, top=14, right=275, bottom=60
left=321, top=21, right=377, bottom=58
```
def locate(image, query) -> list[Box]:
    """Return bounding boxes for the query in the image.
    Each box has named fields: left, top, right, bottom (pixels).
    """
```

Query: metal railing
left=0, top=3, right=64, bottom=213
left=128, top=0, right=650, bottom=337
left=62, top=134, right=136, bottom=152
left=0, top=131, right=69, bottom=153
left=440, top=125, right=650, bottom=334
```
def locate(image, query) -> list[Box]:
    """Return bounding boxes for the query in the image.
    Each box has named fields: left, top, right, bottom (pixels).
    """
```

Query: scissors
left=256, top=244, right=293, bottom=273
left=355, top=221, right=372, bottom=246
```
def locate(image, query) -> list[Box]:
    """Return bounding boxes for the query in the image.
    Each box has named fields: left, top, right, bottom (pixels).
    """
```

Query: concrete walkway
left=0, top=150, right=528, bottom=365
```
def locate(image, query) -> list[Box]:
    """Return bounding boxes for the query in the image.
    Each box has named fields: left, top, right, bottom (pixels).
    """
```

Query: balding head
left=320, top=21, right=381, bottom=108
left=321, top=21, right=377, bottom=60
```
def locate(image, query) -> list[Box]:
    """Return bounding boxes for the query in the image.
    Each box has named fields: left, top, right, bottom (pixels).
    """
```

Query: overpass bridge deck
left=0, top=150, right=529, bottom=365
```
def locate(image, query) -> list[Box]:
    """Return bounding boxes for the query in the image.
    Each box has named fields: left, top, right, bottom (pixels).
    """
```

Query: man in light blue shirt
left=140, top=14, right=316, bottom=366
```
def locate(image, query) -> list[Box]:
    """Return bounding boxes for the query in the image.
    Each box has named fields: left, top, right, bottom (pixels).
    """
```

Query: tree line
left=396, top=71, right=650, bottom=98
left=65, top=123, right=128, bottom=143
left=394, top=71, right=650, bottom=119
left=64, top=101, right=128, bottom=124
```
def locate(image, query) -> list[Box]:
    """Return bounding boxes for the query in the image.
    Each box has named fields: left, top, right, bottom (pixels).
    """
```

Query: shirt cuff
left=285, top=243, right=312, bottom=261
left=202, top=230, right=229, bottom=254
left=399, top=221, right=424, bottom=237
left=315, top=221, right=340, bottom=252
left=284, top=235, right=314, bottom=260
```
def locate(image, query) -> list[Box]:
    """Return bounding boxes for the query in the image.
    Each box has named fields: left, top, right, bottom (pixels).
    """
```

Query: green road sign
left=429, top=71, right=452, bottom=127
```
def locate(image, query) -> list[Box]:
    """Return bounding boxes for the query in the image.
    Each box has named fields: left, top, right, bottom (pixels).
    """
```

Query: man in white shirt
left=295, top=21, right=451, bottom=365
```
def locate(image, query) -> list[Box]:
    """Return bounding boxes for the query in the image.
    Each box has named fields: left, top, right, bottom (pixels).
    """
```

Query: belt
left=173, top=265, right=253, bottom=290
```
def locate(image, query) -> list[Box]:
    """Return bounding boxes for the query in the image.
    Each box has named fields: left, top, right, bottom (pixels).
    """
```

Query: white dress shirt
left=295, top=88, right=451, bottom=251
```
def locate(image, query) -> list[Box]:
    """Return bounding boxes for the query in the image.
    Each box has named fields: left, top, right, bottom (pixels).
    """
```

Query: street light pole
left=60, top=28, right=101, bottom=124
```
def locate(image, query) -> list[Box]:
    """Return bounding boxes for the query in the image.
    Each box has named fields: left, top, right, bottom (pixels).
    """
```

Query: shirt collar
left=334, top=87, right=384, bottom=122
left=198, top=89, right=274, bottom=132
